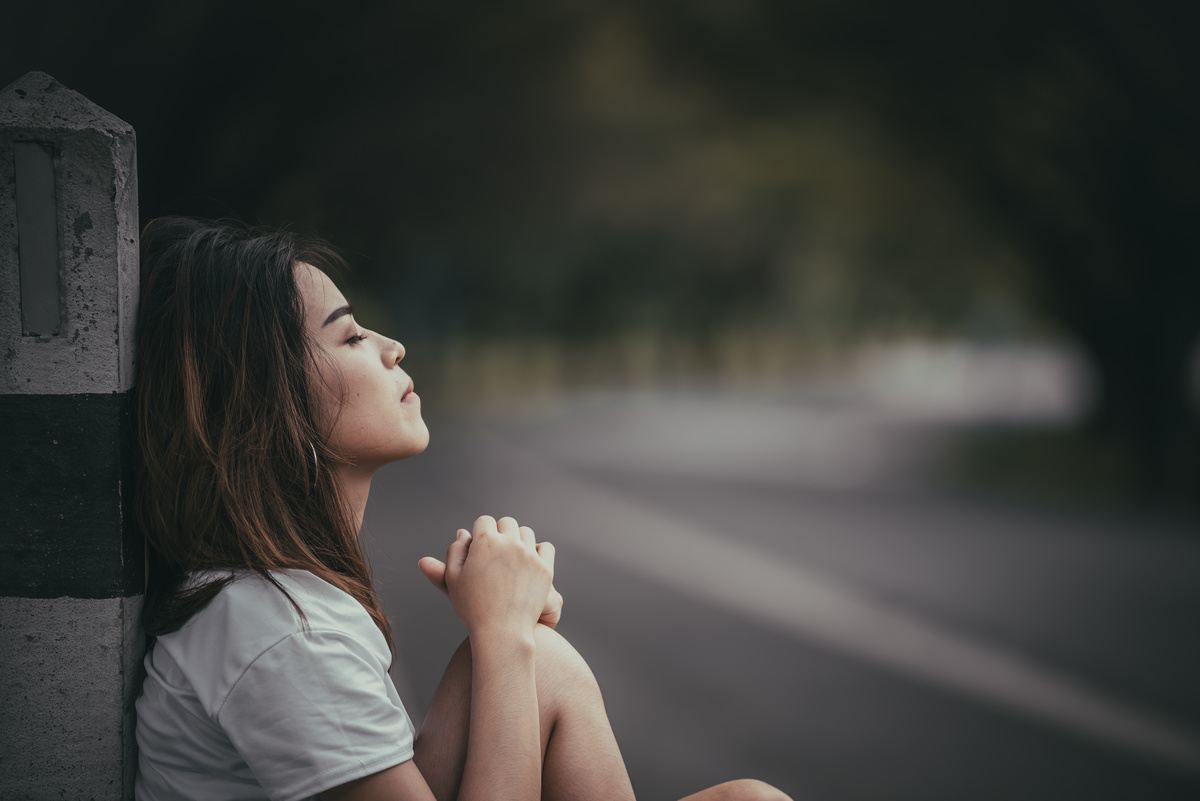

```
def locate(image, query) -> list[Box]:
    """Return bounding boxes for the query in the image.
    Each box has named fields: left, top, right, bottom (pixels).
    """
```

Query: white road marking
left=446, top=433, right=1200, bottom=774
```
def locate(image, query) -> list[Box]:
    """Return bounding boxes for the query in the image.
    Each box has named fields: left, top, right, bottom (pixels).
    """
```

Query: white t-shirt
left=135, top=569, right=416, bottom=801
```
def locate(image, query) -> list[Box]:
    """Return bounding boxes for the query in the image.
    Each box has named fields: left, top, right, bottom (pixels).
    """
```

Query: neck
left=336, top=466, right=374, bottom=532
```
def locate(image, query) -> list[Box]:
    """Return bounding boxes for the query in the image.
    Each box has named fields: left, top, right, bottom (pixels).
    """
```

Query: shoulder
left=151, top=569, right=387, bottom=714
left=186, top=568, right=372, bottom=639
left=268, top=570, right=379, bottom=636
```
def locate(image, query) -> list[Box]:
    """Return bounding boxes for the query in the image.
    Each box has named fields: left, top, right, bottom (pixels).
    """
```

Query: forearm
left=457, top=629, right=541, bottom=801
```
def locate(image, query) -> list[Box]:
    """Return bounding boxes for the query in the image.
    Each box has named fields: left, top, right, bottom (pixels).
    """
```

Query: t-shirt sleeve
left=217, top=628, right=415, bottom=801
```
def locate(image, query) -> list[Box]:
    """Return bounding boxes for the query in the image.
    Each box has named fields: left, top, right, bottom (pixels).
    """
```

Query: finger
left=417, top=557, right=449, bottom=596
left=497, top=516, right=520, bottom=539
left=445, top=529, right=471, bottom=580
left=536, top=540, right=556, bottom=575
left=540, top=588, right=563, bottom=629
left=473, top=515, right=497, bottom=539
left=518, top=525, right=537, bottom=549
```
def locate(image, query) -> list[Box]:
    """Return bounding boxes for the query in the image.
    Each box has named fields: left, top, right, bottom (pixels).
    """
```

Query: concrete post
left=0, top=72, right=142, bottom=800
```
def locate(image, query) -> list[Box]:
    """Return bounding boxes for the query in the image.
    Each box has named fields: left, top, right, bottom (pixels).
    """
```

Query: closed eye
left=346, top=332, right=368, bottom=346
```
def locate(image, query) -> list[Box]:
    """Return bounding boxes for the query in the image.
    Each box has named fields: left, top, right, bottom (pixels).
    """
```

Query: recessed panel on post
left=13, top=141, right=61, bottom=337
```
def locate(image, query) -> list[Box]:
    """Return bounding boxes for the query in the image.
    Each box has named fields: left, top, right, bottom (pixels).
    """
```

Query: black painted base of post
left=0, top=392, right=142, bottom=599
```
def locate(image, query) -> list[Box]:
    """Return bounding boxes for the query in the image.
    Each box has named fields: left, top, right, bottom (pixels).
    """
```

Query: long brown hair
left=135, top=217, right=393, bottom=653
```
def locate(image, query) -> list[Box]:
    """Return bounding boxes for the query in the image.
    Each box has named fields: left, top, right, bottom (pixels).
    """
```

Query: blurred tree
left=647, top=0, right=1200, bottom=499
left=4, top=0, right=1196, bottom=498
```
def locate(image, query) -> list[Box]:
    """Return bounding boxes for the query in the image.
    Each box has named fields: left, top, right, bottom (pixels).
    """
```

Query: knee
left=532, top=624, right=602, bottom=701
left=454, top=626, right=600, bottom=698
left=714, top=779, right=792, bottom=801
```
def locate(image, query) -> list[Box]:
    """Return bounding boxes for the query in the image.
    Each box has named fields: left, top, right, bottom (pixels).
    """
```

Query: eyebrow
left=322, top=304, right=353, bottom=328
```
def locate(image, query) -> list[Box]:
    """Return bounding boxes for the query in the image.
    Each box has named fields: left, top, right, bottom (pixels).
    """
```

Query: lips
left=402, top=379, right=414, bottom=399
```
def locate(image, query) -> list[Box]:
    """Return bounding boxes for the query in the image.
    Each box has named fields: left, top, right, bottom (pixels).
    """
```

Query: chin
left=407, top=429, right=431, bottom=457
left=395, top=421, right=431, bottom=460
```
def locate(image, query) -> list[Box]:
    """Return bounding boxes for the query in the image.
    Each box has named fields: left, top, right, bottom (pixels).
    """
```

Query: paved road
left=364, top=389, right=1200, bottom=801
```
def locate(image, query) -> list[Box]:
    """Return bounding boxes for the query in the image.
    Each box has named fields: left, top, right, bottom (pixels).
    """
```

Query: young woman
left=132, top=217, right=791, bottom=801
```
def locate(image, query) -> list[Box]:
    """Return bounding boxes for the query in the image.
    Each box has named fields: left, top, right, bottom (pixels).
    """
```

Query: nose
left=385, top=337, right=405, bottom=366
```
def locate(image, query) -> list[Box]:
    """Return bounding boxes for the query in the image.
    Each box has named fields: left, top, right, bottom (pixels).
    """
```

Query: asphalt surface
left=363, top=389, right=1200, bottom=801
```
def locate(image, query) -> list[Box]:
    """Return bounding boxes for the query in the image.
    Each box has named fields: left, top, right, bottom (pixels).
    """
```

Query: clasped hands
left=418, top=515, right=564, bottom=631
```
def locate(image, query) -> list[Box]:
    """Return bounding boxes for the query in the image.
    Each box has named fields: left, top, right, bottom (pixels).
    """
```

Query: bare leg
left=677, top=781, right=793, bottom=801
left=412, top=626, right=792, bottom=801
left=414, top=625, right=635, bottom=801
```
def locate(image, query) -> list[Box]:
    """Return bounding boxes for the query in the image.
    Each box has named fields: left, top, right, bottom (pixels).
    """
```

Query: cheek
left=340, top=366, right=380, bottom=407
left=306, top=361, right=352, bottom=435
left=335, top=369, right=395, bottom=431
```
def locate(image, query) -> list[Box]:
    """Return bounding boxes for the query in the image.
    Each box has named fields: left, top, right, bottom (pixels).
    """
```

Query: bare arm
left=321, top=515, right=552, bottom=801
left=458, top=624, right=540, bottom=801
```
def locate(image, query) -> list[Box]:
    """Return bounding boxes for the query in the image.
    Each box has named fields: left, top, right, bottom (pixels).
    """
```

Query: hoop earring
left=307, top=441, right=319, bottom=490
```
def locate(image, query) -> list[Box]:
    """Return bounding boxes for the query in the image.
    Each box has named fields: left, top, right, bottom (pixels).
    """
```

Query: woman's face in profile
left=295, top=262, right=429, bottom=471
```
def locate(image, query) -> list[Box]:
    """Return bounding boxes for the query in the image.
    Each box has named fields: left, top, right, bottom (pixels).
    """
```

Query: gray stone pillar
left=0, top=72, right=142, bottom=800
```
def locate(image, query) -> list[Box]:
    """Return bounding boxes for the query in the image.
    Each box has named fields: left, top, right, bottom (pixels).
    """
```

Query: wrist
left=468, top=623, right=537, bottom=655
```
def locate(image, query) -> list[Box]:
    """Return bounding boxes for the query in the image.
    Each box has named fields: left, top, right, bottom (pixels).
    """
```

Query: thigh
left=412, top=637, right=473, bottom=801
